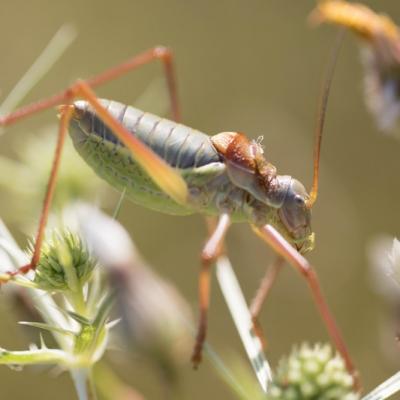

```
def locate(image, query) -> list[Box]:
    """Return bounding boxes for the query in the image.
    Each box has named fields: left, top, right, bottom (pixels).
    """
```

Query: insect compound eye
left=294, top=195, right=305, bottom=206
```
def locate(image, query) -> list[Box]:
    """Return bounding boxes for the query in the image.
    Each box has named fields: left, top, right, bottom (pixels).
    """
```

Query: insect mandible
left=0, top=42, right=359, bottom=387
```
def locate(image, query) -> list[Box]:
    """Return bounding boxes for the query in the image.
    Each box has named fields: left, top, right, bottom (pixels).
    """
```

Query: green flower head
left=33, top=230, right=96, bottom=292
left=267, top=343, right=359, bottom=400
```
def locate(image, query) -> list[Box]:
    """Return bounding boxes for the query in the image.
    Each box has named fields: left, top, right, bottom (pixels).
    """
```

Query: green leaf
left=0, top=348, right=69, bottom=366
left=66, top=311, right=91, bottom=326
left=19, top=321, right=75, bottom=337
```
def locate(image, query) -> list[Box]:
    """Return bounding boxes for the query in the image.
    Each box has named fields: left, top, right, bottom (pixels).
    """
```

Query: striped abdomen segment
left=70, top=99, right=221, bottom=169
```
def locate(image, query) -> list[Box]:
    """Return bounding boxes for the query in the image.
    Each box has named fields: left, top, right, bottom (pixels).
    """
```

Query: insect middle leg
left=249, top=255, right=285, bottom=349
left=191, top=213, right=231, bottom=368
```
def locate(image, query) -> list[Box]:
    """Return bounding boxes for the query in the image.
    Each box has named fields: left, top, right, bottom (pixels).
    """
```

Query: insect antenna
left=307, top=29, right=345, bottom=208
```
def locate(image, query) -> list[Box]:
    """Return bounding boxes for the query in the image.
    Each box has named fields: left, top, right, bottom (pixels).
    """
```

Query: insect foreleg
left=249, top=255, right=285, bottom=349
left=192, top=213, right=231, bottom=368
left=251, top=224, right=360, bottom=390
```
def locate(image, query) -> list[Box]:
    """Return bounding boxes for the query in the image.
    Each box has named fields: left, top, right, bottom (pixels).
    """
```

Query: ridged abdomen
left=72, top=99, right=221, bottom=169
left=68, top=99, right=224, bottom=215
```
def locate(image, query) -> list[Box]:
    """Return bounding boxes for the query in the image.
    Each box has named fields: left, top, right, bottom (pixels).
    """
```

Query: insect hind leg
left=249, top=255, right=284, bottom=349
left=0, top=78, right=188, bottom=283
left=0, top=46, right=181, bottom=128
left=0, top=104, right=74, bottom=283
left=86, top=46, right=181, bottom=122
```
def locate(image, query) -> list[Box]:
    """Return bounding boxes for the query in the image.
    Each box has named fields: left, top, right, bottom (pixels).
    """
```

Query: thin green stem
left=87, top=369, right=98, bottom=400
left=71, top=367, right=98, bottom=400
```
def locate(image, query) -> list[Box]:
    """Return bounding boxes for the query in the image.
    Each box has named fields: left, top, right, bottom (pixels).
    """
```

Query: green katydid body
left=69, top=99, right=314, bottom=252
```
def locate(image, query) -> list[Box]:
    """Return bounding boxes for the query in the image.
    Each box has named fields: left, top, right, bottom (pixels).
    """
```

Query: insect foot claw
left=0, top=263, right=34, bottom=284
left=251, top=317, right=268, bottom=351
left=191, top=323, right=207, bottom=369
left=191, top=345, right=203, bottom=369
left=14, top=263, right=33, bottom=276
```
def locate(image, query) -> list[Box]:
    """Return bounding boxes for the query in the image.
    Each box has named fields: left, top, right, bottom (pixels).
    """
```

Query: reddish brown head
left=211, top=132, right=314, bottom=252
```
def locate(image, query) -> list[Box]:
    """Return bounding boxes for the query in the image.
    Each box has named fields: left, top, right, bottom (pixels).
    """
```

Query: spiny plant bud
left=64, top=203, right=193, bottom=383
left=33, top=230, right=96, bottom=292
left=267, top=344, right=359, bottom=400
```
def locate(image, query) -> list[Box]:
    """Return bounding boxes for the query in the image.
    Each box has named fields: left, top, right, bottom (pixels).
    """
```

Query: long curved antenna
left=307, top=29, right=345, bottom=208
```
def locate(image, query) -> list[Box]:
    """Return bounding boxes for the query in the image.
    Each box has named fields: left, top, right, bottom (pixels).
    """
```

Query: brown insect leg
left=0, top=46, right=180, bottom=127
left=249, top=255, right=285, bottom=349
left=252, top=224, right=360, bottom=391
left=1, top=104, right=75, bottom=282
left=192, top=213, right=231, bottom=368
left=86, top=46, right=181, bottom=122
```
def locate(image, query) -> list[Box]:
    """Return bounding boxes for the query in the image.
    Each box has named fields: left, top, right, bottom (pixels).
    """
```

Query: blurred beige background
left=1, top=0, right=400, bottom=398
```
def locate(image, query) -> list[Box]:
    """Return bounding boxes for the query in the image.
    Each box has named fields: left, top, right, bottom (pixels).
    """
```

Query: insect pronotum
left=0, top=40, right=359, bottom=387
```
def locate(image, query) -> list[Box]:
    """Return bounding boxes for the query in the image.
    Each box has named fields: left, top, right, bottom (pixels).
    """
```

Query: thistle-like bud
left=62, top=203, right=192, bottom=384
left=267, top=344, right=359, bottom=400
left=33, top=230, right=96, bottom=292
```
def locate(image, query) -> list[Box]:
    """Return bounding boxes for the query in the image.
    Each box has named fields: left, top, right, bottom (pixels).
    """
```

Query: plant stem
left=71, top=367, right=98, bottom=400
left=87, top=370, right=98, bottom=400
